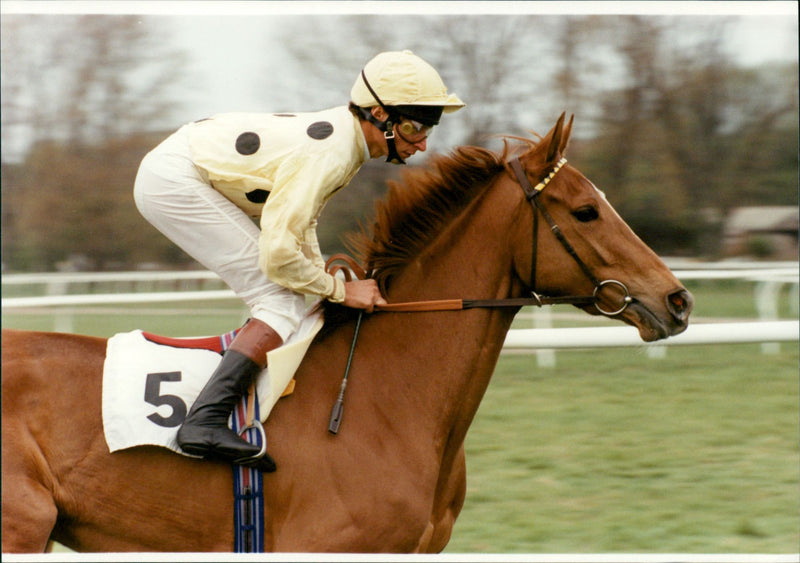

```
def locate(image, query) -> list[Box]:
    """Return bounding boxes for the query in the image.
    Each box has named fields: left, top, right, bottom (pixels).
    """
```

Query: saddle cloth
left=102, top=307, right=323, bottom=456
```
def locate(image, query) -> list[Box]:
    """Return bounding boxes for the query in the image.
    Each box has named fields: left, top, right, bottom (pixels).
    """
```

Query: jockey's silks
left=184, top=107, right=369, bottom=302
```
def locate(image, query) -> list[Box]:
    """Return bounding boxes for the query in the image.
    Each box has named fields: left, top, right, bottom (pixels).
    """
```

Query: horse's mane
left=352, top=144, right=514, bottom=292
left=321, top=138, right=535, bottom=329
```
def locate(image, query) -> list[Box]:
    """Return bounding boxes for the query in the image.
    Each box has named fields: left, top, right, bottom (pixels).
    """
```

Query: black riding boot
left=176, top=319, right=282, bottom=472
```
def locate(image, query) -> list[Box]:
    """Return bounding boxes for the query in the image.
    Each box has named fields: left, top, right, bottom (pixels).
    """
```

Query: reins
left=323, top=256, right=597, bottom=313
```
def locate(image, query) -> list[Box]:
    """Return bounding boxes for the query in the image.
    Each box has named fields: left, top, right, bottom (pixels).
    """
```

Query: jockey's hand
left=342, top=279, right=387, bottom=313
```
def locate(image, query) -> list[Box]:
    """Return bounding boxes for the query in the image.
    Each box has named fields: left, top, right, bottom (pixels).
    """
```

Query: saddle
left=102, top=309, right=323, bottom=457
left=142, top=328, right=296, bottom=397
left=142, top=330, right=240, bottom=354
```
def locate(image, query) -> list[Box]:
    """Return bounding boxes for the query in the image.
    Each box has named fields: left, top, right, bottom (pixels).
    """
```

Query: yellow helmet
left=350, top=50, right=465, bottom=125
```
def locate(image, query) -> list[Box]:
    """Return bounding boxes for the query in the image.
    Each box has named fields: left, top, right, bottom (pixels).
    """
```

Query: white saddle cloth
left=101, top=308, right=323, bottom=456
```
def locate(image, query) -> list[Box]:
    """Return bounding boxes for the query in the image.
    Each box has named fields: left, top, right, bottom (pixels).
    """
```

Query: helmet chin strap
left=355, top=107, right=405, bottom=165
left=381, top=121, right=405, bottom=165
left=358, top=70, right=406, bottom=165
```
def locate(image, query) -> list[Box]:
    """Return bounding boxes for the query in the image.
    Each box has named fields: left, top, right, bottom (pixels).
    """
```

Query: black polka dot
left=235, top=132, right=260, bottom=155
left=307, top=121, right=334, bottom=140
left=245, top=189, right=269, bottom=204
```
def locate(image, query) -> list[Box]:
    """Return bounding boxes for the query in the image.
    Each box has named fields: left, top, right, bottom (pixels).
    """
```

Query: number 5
left=144, top=371, right=188, bottom=428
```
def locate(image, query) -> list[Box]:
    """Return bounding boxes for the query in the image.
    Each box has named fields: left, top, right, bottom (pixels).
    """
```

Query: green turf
left=447, top=345, right=799, bottom=553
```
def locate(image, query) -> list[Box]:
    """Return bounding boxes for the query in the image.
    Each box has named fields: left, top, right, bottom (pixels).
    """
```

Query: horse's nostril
left=667, top=289, right=694, bottom=322
left=670, top=293, right=686, bottom=311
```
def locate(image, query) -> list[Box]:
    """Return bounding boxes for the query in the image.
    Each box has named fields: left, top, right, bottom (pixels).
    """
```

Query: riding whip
left=328, top=310, right=363, bottom=435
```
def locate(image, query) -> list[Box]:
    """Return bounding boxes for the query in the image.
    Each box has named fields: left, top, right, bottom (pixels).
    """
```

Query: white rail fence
left=3, top=262, right=797, bottom=366
left=503, top=321, right=798, bottom=349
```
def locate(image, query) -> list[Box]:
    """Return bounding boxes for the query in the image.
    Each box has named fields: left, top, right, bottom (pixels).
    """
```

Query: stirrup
left=233, top=419, right=272, bottom=468
left=234, top=419, right=267, bottom=461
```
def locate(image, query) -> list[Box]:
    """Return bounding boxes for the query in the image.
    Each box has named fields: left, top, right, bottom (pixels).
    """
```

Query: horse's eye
left=572, top=206, right=599, bottom=223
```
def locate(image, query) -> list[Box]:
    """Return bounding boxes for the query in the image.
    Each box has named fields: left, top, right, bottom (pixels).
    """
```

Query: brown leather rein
left=325, top=253, right=593, bottom=312
left=325, top=156, right=633, bottom=317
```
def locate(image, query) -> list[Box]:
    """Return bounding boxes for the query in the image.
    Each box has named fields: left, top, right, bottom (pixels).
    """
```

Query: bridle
left=508, top=156, right=633, bottom=317
left=326, top=155, right=632, bottom=317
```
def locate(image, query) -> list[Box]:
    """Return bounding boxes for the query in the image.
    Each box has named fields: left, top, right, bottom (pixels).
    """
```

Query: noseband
left=508, top=157, right=632, bottom=317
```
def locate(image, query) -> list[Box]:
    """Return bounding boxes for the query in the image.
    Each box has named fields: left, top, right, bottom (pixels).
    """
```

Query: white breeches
left=133, top=126, right=305, bottom=341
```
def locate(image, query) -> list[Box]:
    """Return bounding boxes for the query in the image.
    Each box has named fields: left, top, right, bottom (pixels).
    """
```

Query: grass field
left=3, top=279, right=798, bottom=554
left=448, top=345, right=798, bottom=553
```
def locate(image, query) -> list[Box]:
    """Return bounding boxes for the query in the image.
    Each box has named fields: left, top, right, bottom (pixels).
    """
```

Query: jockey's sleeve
left=302, top=219, right=326, bottom=271
left=257, top=152, right=347, bottom=303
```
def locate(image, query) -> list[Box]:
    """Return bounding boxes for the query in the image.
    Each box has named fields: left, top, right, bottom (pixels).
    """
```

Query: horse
left=1, top=113, right=693, bottom=553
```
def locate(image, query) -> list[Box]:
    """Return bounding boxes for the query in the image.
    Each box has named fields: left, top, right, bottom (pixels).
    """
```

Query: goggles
left=396, top=118, right=433, bottom=143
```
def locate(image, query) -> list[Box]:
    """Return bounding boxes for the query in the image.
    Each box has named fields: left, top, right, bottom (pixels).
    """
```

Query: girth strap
left=231, top=391, right=265, bottom=553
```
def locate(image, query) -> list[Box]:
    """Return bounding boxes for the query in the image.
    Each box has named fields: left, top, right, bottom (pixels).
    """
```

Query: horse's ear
left=559, top=114, right=574, bottom=156
left=546, top=112, right=567, bottom=163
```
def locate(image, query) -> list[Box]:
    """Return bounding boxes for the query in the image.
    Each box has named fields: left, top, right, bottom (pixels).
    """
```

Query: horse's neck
left=375, top=184, right=518, bottom=446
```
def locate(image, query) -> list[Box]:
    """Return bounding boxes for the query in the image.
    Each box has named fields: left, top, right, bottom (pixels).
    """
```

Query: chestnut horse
left=2, top=114, right=692, bottom=553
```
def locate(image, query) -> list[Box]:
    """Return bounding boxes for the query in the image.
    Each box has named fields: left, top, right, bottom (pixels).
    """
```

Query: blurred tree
left=651, top=22, right=797, bottom=255
left=549, top=16, right=615, bottom=124
left=584, top=16, right=798, bottom=256
left=1, top=15, right=186, bottom=152
left=719, top=62, right=799, bottom=205
left=1, top=15, right=191, bottom=270
left=6, top=134, right=196, bottom=272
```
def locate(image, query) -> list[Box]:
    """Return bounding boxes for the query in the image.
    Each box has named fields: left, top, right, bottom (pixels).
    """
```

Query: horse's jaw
left=577, top=289, right=694, bottom=343
left=619, top=300, right=693, bottom=343
left=625, top=302, right=682, bottom=342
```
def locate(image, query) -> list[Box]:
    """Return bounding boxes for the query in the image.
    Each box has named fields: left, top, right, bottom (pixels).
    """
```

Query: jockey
left=133, top=50, right=464, bottom=472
